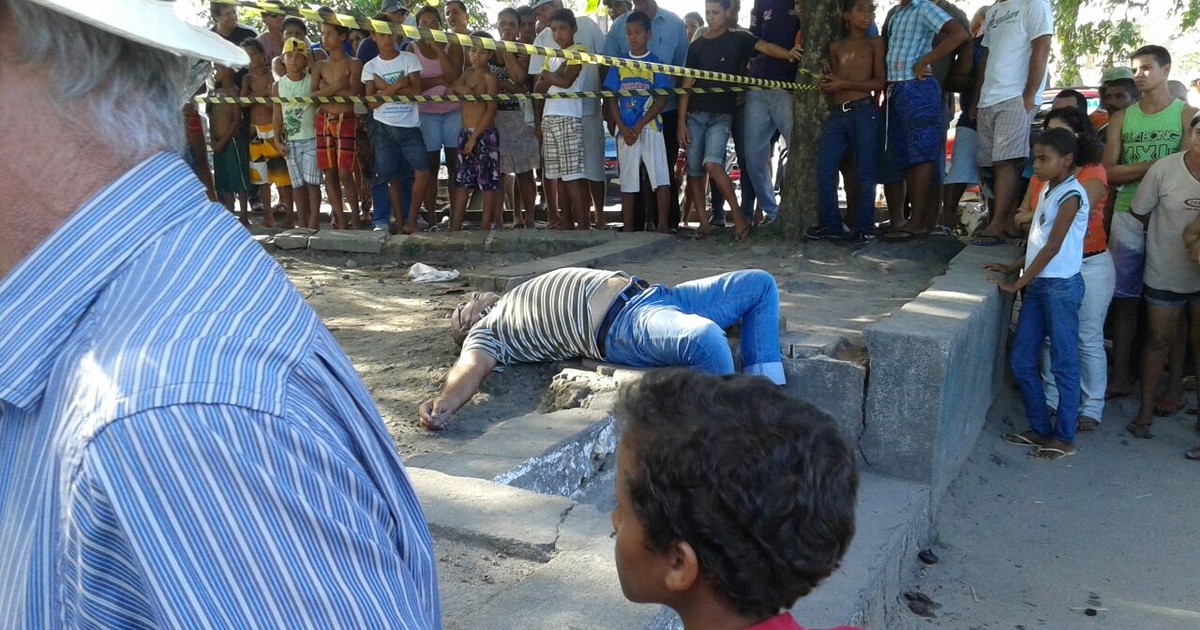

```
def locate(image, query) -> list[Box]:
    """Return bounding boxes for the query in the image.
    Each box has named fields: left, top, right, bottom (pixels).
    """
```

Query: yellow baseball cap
left=282, top=38, right=310, bottom=55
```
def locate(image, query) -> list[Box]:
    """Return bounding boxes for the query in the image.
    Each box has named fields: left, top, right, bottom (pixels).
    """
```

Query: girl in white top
left=985, top=127, right=1090, bottom=461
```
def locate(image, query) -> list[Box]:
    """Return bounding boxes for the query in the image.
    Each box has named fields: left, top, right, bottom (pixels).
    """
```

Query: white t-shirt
left=979, top=0, right=1053, bottom=109
left=361, top=51, right=422, bottom=128
left=1026, top=174, right=1088, bottom=279
left=542, top=43, right=586, bottom=119
left=1132, top=152, right=1200, bottom=293
left=530, top=16, right=604, bottom=116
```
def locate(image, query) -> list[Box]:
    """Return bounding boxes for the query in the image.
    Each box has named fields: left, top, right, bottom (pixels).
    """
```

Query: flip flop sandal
left=883, top=229, right=918, bottom=243
left=1153, top=397, right=1185, bottom=417
left=1003, top=431, right=1042, bottom=446
left=971, top=234, right=1006, bottom=246
left=1186, top=447, right=1200, bottom=461
left=1125, top=421, right=1154, bottom=439
left=1030, top=446, right=1076, bottom=461
left=1077, top=418, right=1101, bottom=432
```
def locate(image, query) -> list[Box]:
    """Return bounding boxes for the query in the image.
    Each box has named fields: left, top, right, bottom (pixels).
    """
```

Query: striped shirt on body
left=0, top=154, right=440, bottom=629
left=463, top=268, right=627, bottom=365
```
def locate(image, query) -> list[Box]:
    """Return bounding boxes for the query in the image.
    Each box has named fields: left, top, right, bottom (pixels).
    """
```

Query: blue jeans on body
left=817, top=101, right=879, bottom=236
left=603, top=270, right=784, bottom=384
left=371, top=121, right=425, bottom=228
left=742, top=89, right=792, bottom=221
left=1041, top=252, right=1115, bottom=421
left=1012, top=274, right=1084, bottom=443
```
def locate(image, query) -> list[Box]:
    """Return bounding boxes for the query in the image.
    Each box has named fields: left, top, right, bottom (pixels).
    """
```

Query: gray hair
left=4, top=0, right=192, bottom=156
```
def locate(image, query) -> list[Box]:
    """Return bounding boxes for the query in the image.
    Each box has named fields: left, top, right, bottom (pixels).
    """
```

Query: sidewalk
left=907, top=380, right=1200, bottom=628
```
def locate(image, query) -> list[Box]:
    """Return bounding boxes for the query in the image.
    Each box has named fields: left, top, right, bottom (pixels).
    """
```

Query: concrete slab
left=406, top=407, right=613, bottom=498
left=408, top=467, right=573, bottom=561
left=860, top=244, right=1019, bottom=507
left=782, top=354, right=867, bottom=448
left=307, top=229, right=386, bottom=254
left=465, top=232, right=675, bottom=292
left=251, top=234, right=273, bottom=250
left=445, top=503, right=658, bottom=630
left=272, top=228, right=311, bottom=250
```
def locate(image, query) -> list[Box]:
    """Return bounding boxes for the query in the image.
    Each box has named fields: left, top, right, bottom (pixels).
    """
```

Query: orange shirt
left=1028, top=163, right=1109, bottom=253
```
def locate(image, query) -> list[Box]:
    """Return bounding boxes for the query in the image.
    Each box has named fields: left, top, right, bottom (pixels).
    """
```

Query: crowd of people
left=979, top=43, right=1199, bottom=462
left=196, top=0, right=812, bottom=238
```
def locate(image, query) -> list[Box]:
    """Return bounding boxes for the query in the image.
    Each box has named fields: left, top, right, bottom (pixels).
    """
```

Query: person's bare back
left=828, top=34, right=881, bottom=104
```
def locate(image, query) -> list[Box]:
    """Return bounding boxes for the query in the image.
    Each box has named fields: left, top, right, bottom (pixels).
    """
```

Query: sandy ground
left=906, top=380, right=1200, bottom=629
left=278, top=231, right=960, bottom=461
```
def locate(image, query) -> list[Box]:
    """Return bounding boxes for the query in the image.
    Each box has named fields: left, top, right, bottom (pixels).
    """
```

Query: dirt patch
left=279, top=233, right=960, bottom=459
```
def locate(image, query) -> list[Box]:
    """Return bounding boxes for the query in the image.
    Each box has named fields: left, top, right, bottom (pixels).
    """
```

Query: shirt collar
left=0, top=153, right=204, bottom=411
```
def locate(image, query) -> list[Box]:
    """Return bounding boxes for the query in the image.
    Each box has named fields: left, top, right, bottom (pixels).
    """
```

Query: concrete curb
left=860, top=243, right=1020, bottom=509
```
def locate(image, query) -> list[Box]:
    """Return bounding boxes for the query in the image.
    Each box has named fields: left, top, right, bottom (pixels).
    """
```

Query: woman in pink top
left=409, top=5, right=463, bottom=227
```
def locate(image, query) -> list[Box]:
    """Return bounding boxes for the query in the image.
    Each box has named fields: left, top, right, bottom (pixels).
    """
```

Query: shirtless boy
left=210, top=65, right=251, bottom=223
left=311, top=23, right=364, bottom=229
left=805, top=0, right=885, bottom=244
left=241, top=39, right=294, bottom=228
left=449, top=33, right=502, bottom=232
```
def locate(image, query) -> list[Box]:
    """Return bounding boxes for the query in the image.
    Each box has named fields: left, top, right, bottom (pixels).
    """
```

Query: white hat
left=24, top=0, right=249, bottom=67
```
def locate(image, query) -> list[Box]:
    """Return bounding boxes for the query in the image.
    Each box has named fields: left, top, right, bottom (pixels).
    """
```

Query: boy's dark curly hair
left=614, top=369, right=858, bottom=619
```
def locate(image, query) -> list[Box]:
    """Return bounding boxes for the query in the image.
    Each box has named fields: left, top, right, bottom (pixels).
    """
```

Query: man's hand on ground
left=418, top=398, right=453, bottom=430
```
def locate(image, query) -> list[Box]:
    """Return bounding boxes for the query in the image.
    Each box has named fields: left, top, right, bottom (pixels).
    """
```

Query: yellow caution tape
left=196, top=86, right=769, bottom=105
left=211, top=0, right=820, bottom=91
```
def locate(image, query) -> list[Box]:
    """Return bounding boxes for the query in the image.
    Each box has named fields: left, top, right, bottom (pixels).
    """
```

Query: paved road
left=908, top=380, right=1200, bottom=628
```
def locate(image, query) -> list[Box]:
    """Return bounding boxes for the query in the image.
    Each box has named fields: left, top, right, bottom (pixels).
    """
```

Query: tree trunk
left=779, top=0, right=839, bottom=240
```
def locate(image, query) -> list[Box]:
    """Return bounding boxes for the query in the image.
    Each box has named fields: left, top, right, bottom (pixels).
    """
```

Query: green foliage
left=1053, top=0, right=1200, bottom=84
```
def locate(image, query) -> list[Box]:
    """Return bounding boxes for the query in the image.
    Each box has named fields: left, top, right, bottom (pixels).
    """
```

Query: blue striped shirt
left=0, top=154, right=440, bottom=628
left=882, top=0, right=952, bottom=82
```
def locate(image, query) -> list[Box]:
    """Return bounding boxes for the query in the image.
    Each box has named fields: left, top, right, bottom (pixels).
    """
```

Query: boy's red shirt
left=744, top=612, right=862, bottom=630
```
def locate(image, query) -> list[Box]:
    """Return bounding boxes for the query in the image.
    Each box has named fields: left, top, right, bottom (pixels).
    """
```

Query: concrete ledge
left=783, top=354, right=867, bottom=448
left=466, top=232, right=675, bottom=292
left=860, top=244, right=1018, bottom=505
left=308, top=229, right=386, bottom=254
left=272, top=228, right=312, bottom=250
left=408, top=467, right=573, bottom=562
left=406, top=408, right=612, bottom=491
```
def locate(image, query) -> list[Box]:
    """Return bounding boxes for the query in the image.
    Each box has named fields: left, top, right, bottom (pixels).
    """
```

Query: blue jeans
left=1012, top=274, right=1084, bottom=442
left=370, top=121, right=424, bottom=227
left=684, top=111, right=733, bottom=177
left=603, top=270, right=784, bottom=384
left=817, top=102, right=879, bottom=235
left=742, top=90, right=792, bottom=221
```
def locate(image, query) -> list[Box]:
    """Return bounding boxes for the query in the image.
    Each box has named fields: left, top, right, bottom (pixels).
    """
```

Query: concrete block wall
left=859, top=245, right=1019, bottom=504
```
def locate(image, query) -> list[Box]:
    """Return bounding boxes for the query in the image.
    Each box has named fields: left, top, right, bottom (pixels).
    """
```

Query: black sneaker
left=804, top=225, right=842, bottom=241
left=842, top=230, right=876, bottom=245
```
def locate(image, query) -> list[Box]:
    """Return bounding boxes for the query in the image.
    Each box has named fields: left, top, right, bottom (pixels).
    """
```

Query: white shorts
left=944, top=126, right=979, bottom=185
left=617, top=126, right=670, bottom=194
left=582, top=111, right=605, bottom=182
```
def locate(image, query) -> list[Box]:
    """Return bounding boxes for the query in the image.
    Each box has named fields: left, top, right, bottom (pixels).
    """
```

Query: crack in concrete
left=551, top=503, right=578, bottom=553
left=857, top=361, right=874, bottom=467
